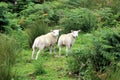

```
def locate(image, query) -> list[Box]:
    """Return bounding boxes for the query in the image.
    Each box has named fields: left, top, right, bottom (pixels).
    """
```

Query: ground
left=12, top=49, right=75, bottom=80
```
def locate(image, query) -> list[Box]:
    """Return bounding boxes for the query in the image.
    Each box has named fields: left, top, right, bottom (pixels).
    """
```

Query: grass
left=105, top=67, right=120, bottom=80
left=12, top=49, right=75, bottom=80
left=0, top=34, right=19, bottom=80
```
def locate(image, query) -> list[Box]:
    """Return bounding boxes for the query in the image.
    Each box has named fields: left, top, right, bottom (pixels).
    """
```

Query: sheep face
left=71, top=30, right=81, bottom=38
left=51, top=29, right=61, bottom=37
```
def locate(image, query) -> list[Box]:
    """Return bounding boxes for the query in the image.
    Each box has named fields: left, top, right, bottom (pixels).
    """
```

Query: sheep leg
left=32, top=48, right=35, bottom=59
left=59, top=46, right=62, bottom=56
left=66, top=46, right=70, bottom=57
left=49, top=46, right=52, bottom=54
left=53, top=46, right=56, bottom=54
left=35, top=50, right=41, bottom=60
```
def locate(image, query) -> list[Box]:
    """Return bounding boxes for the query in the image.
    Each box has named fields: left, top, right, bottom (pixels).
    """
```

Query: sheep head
left=71, top=30, right=81, bottom=38
left=51, top=29, right=61, bottom=37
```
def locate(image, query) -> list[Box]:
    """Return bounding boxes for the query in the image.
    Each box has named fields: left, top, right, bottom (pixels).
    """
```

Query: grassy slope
left=12, top=32, right=120, bottom=80
left=12, top=33, right=93, bottom=80
left=12, top=50, right=75, bottom=80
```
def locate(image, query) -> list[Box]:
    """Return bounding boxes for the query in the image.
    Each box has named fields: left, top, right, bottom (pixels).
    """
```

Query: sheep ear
left=71, top=30, right=74, bottom=32
left=78, top=30, right=81, bottom=32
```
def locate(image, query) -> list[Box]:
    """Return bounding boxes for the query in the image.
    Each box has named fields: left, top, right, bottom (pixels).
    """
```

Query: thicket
left=59, top=8, right=97, bottom=33
left=92, top=27, right=120, bottom=71
left=68, top=27, right=120, bottom=80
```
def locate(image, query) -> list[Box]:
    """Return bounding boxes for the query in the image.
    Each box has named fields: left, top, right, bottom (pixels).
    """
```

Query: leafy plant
left=67, top=34, right=94, bottom=80
left=59, top=8, right=97, bottom=33
left=91, top=27, right=120, bottom=72
left=95, top=8, right=117, bottom=28
left=0, top=2, right=9, bottom=32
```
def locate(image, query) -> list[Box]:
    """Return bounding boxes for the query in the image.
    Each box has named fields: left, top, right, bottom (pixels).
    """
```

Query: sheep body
left=32, top=33, right=57, bottom=49
left=32, top=30, right=60, bottom=60
left=58, top=30, right=80, bottom=56
left=58, top=33, right=75, bottom=47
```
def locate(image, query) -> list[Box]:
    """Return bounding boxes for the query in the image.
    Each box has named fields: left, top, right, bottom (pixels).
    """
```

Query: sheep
left=32, top=29, right=61, bottom=60
left=58, top=30, right=81, bottom=56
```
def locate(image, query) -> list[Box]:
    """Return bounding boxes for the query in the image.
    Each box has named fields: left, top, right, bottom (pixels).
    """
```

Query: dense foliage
left=68, top=27, right=120, bottom=80
left=59, top=8, right=97, bottom=32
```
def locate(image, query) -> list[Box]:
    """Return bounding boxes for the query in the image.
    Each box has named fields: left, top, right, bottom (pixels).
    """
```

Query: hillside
left=0, top=0, right=120, bottom=80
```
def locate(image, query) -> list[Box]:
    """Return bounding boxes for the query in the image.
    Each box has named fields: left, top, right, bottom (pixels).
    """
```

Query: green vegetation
left=60, top=8, right=97, bottom=32
left=0, top=34, right=19, bottom=80
left=26, top=19, right=48, bottom=46
left=0, top=0, right=120, bottom=80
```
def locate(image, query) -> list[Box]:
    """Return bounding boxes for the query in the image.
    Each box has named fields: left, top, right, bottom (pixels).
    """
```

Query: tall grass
left=26, top=19, right=48, bottom=47
left=11, top=30, right=29, bottom=49
left=105, top=67, right=120, bottom=80
left=33, top=58, right=46, bottom=75
left=0, top=34, right=19, bottom=80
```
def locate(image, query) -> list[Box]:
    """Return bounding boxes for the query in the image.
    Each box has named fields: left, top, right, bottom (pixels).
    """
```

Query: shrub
left=59, top=8, right=97, bottom=33
left=0, top=34, right=19, bottom=80
left=90, top=27, right=120, bottom=73
left=68, top=49, right=90, bottom=73
left=68, top=49, right=93, bottom=80
left=26, top=19, right=48, bottom=47
left=20, top=2, right=58, bottom=28
left=107, top=0, right=120, bottom=14
left=95, top=8, right=117, bottom=28
left=67, top=34, right=94, bottom=79
left=0, top=2, right=9, bottom=32
left=6, top=13, right=20, bottom=29
left=2, top=10, right=22, bottom=34
left=67, top=27, right=120, bottom=79
left=66, top=0, right=95, bottom=9
left=66, top=0, right=120, bottom=13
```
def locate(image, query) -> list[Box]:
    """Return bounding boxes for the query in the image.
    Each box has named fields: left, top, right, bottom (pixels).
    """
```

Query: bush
left=20, top=2, right=59, bottom=28
left=0, top=34, right=19, bottom=80
left=67, top=34, right=94, bottom=80
left=66, top=0, right=95, bottom=9
left=5, top=12, right=21, bottom=31
left=59, top=8, right=97, bottom=33
left=26, top=19, right=48, bottom=47
left=91, top=27, right=120, bottom=72
left=95, top=8, right=117, bottom=28
left=68, top=49, right=94, bottom=80
left=67, top=27, right=120, bottom=79
left=68, top=50, right=90, bottom=72
left=66, top=0, right=120, bottom=13
left=0, top=2, right=9, bottom=32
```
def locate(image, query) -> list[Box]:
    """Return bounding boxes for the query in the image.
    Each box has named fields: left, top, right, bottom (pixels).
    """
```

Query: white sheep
left=32, top=29, right=61, bottom=60
left=58, top=30, right=81, bottom=56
